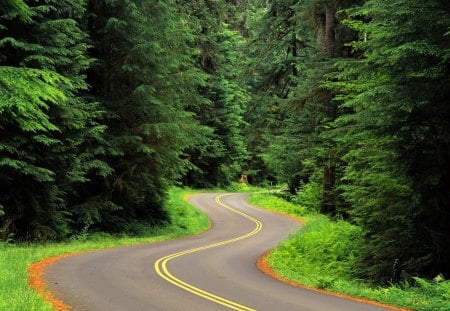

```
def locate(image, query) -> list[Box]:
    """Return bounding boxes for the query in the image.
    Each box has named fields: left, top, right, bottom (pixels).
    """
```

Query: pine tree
left=0, top=0, right=108, bottom=239
left=85, top=0, right=208, bottom=230
left=286, top=0, right=361, bottom=213
left=245, top=0, right=359, bottom=213
left=242, top=0, right=306, bottom=190
left=334, top=0, right=450, bottom=282
left=178, top=0, right=249, bottom=188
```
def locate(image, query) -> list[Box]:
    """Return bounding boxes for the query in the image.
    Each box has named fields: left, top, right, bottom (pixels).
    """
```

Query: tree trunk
left=318, top=2, right=337, bottom=215
left=317, top=3, right=335, bottom=57
left=291, top=32, right=298, bottom=76
left=320, top=164, right=336, bottom=214
left=324, top=5, right=335, bottom=57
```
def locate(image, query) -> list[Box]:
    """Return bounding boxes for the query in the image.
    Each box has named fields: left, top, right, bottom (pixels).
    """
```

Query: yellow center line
left=154, top=194, right=262, bottom=311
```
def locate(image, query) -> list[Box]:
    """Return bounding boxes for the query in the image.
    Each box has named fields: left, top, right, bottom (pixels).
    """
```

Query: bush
left=252, top=192, right=450, bottom=310
left=269, top=216, right=364, bottom=285
left=293, top=182, right=322, bottom=212
left=249, top=192, right=308, bottom=217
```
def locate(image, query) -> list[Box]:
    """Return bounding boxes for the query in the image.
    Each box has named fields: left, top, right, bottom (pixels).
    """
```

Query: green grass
left=4, top=189, right=448, bottom=311
left=225, top=182, right=271, bottom=193
left=248, top=192, right=450, bottom=311
left=0, top=187, right=209, bottom=311
left=248, top=191, right=312, bottom=219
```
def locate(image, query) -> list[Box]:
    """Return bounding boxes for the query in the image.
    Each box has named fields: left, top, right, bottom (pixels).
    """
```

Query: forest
left=1, top=0, right=449, bottom=289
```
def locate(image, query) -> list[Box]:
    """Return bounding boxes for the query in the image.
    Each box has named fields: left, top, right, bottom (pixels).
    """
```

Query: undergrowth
left=248, top=192, right=450, bottom=311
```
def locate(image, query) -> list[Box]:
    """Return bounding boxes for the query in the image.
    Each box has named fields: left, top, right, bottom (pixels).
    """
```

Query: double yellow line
left=154, top=194, right=262, bottom=311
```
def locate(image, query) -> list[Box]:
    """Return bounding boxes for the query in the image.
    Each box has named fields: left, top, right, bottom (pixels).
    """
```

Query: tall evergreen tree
left=0, top=0, right=108, bottom=239
left=243, top=0, right=305, bottom=190
left=333, top=0, right=450, bottom=281
left=179, top=0, right=249, bottom=188
left=285, top=0, right=360, bottom=213
left=245, top=0, right=359, bottom=212
left=85, top=0, right=208, bottom=230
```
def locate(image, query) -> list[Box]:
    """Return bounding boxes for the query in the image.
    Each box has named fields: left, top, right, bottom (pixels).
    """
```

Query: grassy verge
left=226, top=182, right=271, bottom=193
left=0, top=187, right=209, bottom=311
left=248, top=193, right=450, bottom=311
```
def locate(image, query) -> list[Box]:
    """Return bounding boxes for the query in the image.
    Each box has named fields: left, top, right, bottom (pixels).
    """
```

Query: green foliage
left=0, top=0, right=31, bottom=23
left=271, top=216, right=364, bottom=281
left=0, top=67, right=68, bottom=133
left=84, top=0, right=210, bottom=231
left=294, top=181, right=323, bottom=211
left=0, top=187, right=209, bottom=310
left=0, top=0, right=249, bottom=240
left=245, top=0, right=450, bottom=285
left=225, top=182, right=266, bottom=193
left=0, top=0, right=109, bottom=240
left=242, top=0, right=351, bottom=215
left=331, top=0, right=450, bottom=282
left=248, top=192, right=309, bottom=218
left=165, top=188, right=210, bottom=234
left=242, top=0, right=305, bottom=188
left=180, top=1, right=249, bottom=188
left=251, top=192, right=450, bottom=311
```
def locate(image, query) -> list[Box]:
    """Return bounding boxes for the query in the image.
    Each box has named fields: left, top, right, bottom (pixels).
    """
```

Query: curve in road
left=155, top=194, right=260, bottom=311
left=45, top=193, right=393, bottom=311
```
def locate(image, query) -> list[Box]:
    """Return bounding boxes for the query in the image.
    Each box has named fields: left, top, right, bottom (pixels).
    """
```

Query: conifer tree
left=0, top=0, right=108, bottom=239
left=334, top=0, right=450, bottom=281
left=243, top=0, right=305, bottom=190
left=246, top=0, right=357, bottom=211
left=86, top=0, right=208, bottom=230
left=178, top=0, right=248, bottom=187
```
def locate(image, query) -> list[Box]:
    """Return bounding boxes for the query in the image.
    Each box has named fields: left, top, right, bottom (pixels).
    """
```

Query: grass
left=225, top=182, right=271, bottom=193
left=248, top=192, right=450, bottom=311
left=0, top=187, right=209, bottom=311
left=4, top=188, right=448, bottom=311
left=248, top=191, right=312, bottom=220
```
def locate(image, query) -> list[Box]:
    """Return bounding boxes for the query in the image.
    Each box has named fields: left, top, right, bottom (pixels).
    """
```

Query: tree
left=179, top=0, right=249, bottom=188
left=242, top=0, right=306, bottom=190
left=0, top=0, right=108, bottom=239
left=85, top=0, right=208, bottom=230
left=333, top=0, right=450, bottom=282
left=244, top=0, right=354, bottom=211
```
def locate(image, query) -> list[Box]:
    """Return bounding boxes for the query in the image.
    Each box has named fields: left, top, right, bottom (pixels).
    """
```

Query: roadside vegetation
left=249, top=192, right=450, bottom=311
left=0, top=188, right=209, bottom=311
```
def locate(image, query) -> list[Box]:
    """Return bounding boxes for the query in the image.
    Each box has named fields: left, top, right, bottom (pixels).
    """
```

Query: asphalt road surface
left=45, top=193, right=390, bottom=311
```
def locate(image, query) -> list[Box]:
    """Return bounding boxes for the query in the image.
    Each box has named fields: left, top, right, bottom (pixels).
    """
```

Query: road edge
left=249, top=196, right=411, bottom=311
left=29, top=253, right=76, bottom=311
left=256, top=252, right=411, bottom=311
left=28, top=193, right=212, bottom=311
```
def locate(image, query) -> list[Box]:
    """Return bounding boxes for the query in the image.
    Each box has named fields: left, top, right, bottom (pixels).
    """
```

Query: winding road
left=45, top=193, right=391, bottom=311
